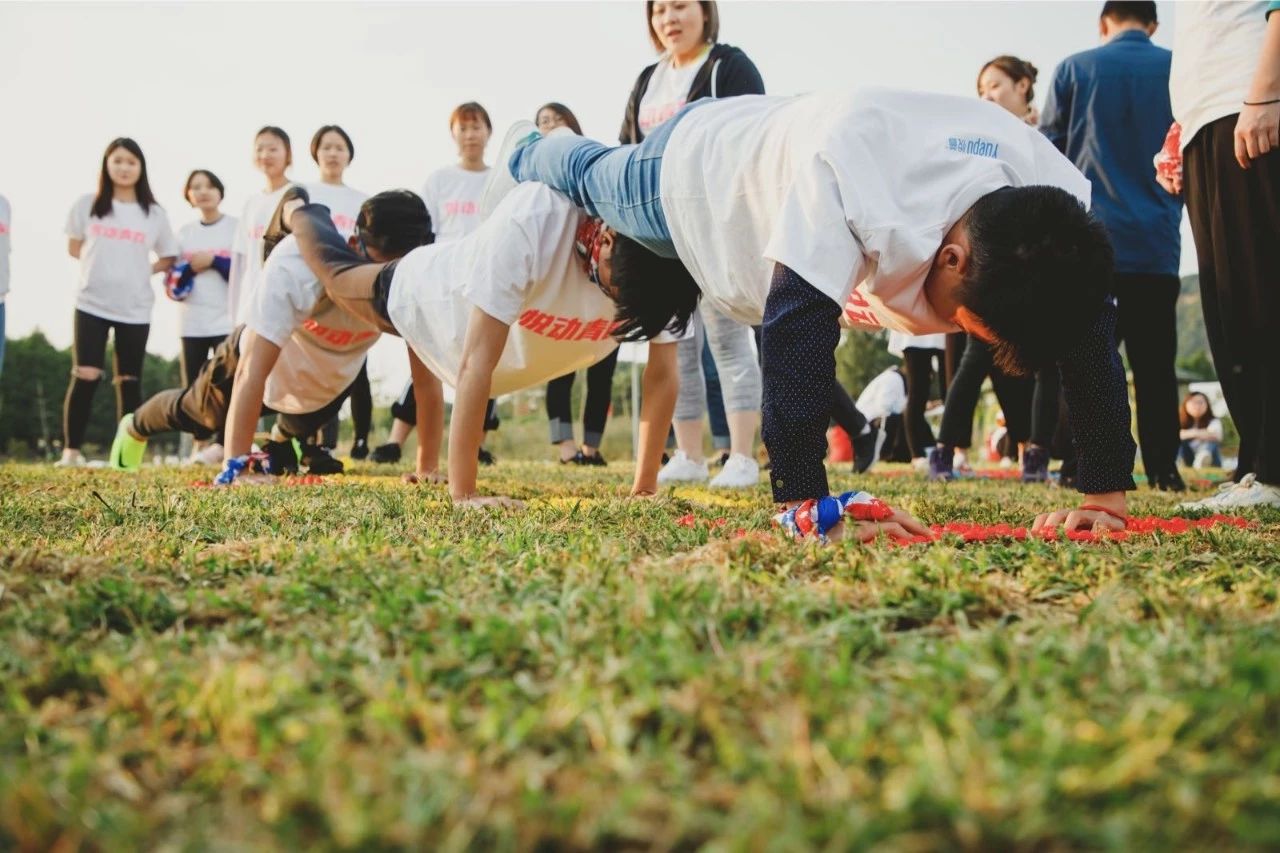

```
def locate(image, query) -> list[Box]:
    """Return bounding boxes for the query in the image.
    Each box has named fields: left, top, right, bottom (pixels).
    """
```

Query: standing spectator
left=171, top=169, right=236, bottom=463
left=889, top=331, right=946, bottom=468
left=229, top=127, right=294, bottom=327
left=622, top=0, right=766, bottom=489
left=1168, top=1, right=1280, bottom=507
left=537, top=102, right=622, bottom=466
left=304, top=124, right=373, bottom=460
left=1041, top=1, right=1185, bottom=491
left=0, top=193, right=9, bottom=377
left=372, top=102, right=499, bottom=466
left=60, top=138, right=177, bottom=466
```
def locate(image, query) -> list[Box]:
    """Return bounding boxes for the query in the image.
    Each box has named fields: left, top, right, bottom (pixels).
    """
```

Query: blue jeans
left=1180, top=439, right=1222, bottom=468
left=507, top=104, right=699, bottom=259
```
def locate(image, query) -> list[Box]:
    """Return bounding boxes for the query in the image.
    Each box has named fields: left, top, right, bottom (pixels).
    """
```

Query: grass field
left=1, top=454, right=1278, bottom=850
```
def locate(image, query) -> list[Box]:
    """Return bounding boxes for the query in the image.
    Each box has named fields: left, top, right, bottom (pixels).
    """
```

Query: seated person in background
left=1179, top=391, right=1223, bottom=469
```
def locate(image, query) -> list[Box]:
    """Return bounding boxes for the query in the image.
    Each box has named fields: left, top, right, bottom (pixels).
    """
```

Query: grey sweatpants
left=674, top=304, right=762, bottom=421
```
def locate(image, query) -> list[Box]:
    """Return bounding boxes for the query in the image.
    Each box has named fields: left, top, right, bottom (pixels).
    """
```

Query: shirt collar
left=1109, top=29, right=1151, bottom=44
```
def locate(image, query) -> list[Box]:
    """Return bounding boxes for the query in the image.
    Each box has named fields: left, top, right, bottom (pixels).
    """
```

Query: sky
left=0, top=0, right=1191, bottom=400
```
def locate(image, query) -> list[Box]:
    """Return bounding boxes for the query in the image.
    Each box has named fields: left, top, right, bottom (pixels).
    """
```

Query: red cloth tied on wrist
left=845, top=497, right=895, bottom=522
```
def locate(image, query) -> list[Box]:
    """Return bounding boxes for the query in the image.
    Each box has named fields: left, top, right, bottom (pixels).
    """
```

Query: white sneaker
left=912, top=456, right=930, bottom=473
left=1180, top=474, right=1280, bottom=510
left=54, top=451, right=86, bottom=468
left=709, top=453, right=760, bottom=489
left=479, top=120, right=540, bottom=221
left=657, top=450, right=709, bottom=484
left=189, top=442, right=224, bottom=466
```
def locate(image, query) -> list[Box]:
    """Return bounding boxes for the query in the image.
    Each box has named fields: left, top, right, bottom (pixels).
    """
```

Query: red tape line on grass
left=678, top=513, right=1251, bottom=544
left=190, top=474, right=329, bottom=488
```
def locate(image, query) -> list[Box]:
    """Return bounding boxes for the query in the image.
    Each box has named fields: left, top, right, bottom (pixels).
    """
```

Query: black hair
left=609, top=234, right=700, bottom=342
left=1100, top=1, right=1157, bottom=25
left=357, top=190, right=434, bottom=258
left=535, top=102, right=584, bottom=136
left=183, top=169, right=225, bottom=205
left=310, top=125, right=354, bottom=164
left=92, top=138, right=158, bottom=218
left=255, top=125, right=293, bottom=167
left=955, top=186, right=1114, bottom=375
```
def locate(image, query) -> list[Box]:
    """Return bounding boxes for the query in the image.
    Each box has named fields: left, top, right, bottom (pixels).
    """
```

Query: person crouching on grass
left=109, top=189, right=433, bottom=483
left=503, top=86, right=1137, bottom=542
left=280, top=180, right=688, bottom=507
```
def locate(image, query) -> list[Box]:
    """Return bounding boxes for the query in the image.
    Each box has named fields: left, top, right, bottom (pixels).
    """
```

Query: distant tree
left=836, top=329, right=898, bottom=399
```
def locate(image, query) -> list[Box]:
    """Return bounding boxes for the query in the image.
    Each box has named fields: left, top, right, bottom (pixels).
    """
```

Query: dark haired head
left=954, top=186, right=1114, bottom=375
left=1101, top=1, right=1157, bottom=26
left=977, top=55, right=1038, bottom=104
left=1180, top=391, right=1214, bottom=429
left=535, top=102, right=584, bottom=136
left=607, top=234, right=700, bottom=342
left=450, top=101, right=492, bottom=132
left=183, top=169, right=225, bottom=205
left=357, top=190, right=434, bottom=258
left=645, top=1, right=719, bottom=52
left=255, top=125, right=292, bottom=167
left=92, top=138, right=158, bottom=219
left=310, top=124, right=354, bottom=164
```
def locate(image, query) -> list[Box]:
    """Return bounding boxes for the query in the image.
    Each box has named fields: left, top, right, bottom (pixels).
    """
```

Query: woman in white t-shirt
left=374, top=102, right=498, bottom=466
left=621, top=0, right=766, bottom=489
left=229, top=126, right=294, bottom=326
left=304, top=124, right=373, bottom=459
left=60, top=137, right=178, bottom=466
left=172, top=169, right=236, bottom=386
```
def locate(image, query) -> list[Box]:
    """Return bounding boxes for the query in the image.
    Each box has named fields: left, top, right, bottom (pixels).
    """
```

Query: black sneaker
left=577, top=450, right=607, bottom=467
left=852, top=426, right=878, bottom=474
left=478, top=448, right=496, bottom=466
left=303, top=447, right=345, bottom=475
left=350, top=438, right=369, bottom=460
left=1021, top=444, right=1050, bottom=483
left=370, top=442, right=402, bottom=464
left=261, top=439, right=299, bottom=476
left=1155, top=469, right=1186, bottom=492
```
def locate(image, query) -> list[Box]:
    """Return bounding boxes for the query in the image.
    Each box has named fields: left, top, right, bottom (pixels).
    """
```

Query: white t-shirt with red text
left=0, top=194, right=10, bottom=301
left=175, top=215, right=237, bottom=338
left=65, top=194, right=179, bottom=324
left=389, top=184, right=677, bottom=396
left=246, top=234, right=379, bottom=414
left=420, top=165, right=489, bottom=243
left=304, top=182, right=368, bottom=239
left=659, top=88, right=1092, bottom=336
left=638, top=46, right=712, bottom=136
left=230, top=183, right=292, bottom=326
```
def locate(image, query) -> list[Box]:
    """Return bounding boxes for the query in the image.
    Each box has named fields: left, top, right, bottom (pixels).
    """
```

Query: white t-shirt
left=420, top=165, right=489, bottom=243
left=246, top=235, right=379, bottom=414
left=389, top=183, right=678, bottom=397
left=659, top=87, right=1092, bottom=335
left=304, top=182, right=368, bottom=239
left=0, top=194, right=10, bottom=301
left=856, top=367, right=907, bottom=422
left=1171, top=1, right=1271, bottom=150
left=887, top=331, right=947, bottom=356
left=230, top=183, right=292, bottom=326
left=638, top=46, right=712, bottom=136
left=175, top=216, right=237, bottom=338
left=64, top=194, right=179, bottom=324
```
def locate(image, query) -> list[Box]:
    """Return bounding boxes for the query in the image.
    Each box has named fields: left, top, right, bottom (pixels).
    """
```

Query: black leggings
left=938, top=335, right=1058, bottom=453
left=546, top=347, right=620, bottom=448
left=64, top=309, right=150, bottom=450
left=180, top=334, right=228, bottom=386
left=318, top=360, right=372, bottom=447
left=391, top=382, right=499, bottom=433
left=901, top=347, right=946, bottom=458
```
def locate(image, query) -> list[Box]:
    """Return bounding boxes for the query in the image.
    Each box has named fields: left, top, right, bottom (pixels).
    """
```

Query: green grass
left=1, top=458, right=1278, bottom=850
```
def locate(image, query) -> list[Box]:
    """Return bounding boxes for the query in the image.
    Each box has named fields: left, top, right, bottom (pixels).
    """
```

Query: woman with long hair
left=622, top=0, right=766, bottom=489
left=59, top=137, right=177, bottom=466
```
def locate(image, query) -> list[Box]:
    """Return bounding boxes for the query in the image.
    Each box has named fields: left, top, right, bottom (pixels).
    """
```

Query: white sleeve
left=153, top=209, right=179, bottom=257
left=420, top=175, right=439, bottom=225
left=1208, top=418, right=1224, bottom=441
left=65, top=197, right=87, bottom=239
left=246, top=256, right=316, bottom=347
left=232, top=200, right=250, bottom=255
